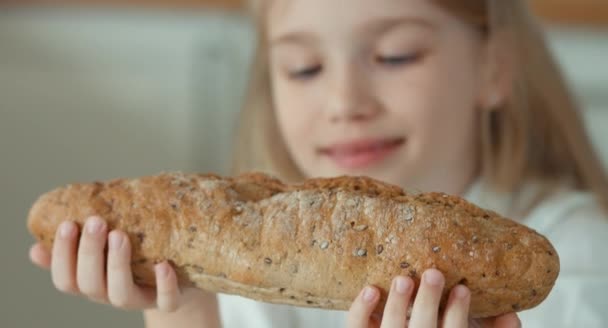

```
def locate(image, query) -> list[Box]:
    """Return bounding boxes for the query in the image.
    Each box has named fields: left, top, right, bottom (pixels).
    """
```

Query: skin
left=29, top=0, right=519, bottom=327
left=269, top=0, right=494, bottom=196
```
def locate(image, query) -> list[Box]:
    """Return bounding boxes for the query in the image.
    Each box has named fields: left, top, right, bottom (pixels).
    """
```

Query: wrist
left=144, top=289, right=221, bottom=328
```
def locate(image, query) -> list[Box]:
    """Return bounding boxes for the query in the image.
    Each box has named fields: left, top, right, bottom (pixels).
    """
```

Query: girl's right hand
left=29, top=216, right=189, bottom=312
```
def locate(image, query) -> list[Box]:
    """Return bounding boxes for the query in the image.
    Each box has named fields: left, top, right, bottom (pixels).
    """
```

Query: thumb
left=494, top=313, right=521, bottom=328
left=476, top=313, right=521, bottom=328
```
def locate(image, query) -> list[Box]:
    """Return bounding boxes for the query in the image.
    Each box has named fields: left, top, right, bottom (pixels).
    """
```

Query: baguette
left=27, top=172, right=559, bottom=318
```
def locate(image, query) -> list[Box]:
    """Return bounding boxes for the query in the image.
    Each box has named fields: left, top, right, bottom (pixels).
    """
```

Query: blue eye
left=288, top=65, right=322, bottom=80
left=376, top=54, right=420, bottom=66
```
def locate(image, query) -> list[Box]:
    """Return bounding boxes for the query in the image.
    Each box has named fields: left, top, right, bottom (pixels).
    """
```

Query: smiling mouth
left=318, top=137, right=406, bottom=170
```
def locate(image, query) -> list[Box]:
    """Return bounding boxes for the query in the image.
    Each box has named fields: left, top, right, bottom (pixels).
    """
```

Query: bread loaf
left=27, top=172, right=559, bottom=318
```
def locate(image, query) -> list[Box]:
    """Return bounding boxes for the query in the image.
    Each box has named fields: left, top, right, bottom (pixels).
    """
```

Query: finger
left=107, top=230, right=155, bottom=309
left=51, top=221, right=80, bottom=294
left=155, top=262, right=181, bottom=312
left=494, top=313, right=521, bottom=328
left=475, top=313, right=521, bottom=328
left=76, top=217, right=109, bottom=302
left=30, top=243, right=51, bottom=269
left=346, top=286, right=380, bottom=328
left=441, top=285, right=470, bottom=328
left=380, top=276, right=414, bottom=328
left=408, top=269, right=445, bottom=328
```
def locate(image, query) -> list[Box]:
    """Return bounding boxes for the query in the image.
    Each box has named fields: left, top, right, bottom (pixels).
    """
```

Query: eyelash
left=376, top=53, right=420, bottom=67
left=288, top=65, right=323, bottom=80
left=285, top=53, right=420, bottom=80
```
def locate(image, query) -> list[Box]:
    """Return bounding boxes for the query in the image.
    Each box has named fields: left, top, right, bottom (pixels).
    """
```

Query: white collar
left=462, top=179, right=554, bottom=221
left=462, top=180, right=517, bottom=218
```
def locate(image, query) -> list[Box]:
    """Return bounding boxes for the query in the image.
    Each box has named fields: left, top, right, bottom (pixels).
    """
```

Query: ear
left=478, top=31, right=515, bottom=111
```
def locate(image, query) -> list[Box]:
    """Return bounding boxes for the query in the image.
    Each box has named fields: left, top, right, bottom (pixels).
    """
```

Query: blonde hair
left=231, top=0, right=608, bottom=212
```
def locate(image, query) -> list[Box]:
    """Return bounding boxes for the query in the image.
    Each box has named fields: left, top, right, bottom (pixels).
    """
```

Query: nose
left=325, top=65, right=381, bottom=123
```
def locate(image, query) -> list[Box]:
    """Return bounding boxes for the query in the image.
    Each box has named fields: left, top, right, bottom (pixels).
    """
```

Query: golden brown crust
left=27, top=172, right=559, bottom=318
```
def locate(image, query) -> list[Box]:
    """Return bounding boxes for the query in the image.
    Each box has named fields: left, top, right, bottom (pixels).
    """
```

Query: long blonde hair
left=231, top=0, right=608, bottom=212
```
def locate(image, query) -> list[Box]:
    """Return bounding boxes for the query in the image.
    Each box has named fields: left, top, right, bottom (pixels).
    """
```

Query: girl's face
left=268, top=0, right=496, bottom=194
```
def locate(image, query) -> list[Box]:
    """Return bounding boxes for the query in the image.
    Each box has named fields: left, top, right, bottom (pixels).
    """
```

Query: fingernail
left=394, top=277, right=411, bottom=294
left=59, top=222, right=74, bottom=238
left=515, top=315, right=522, bottom=328
left=454, top=285, right=470, bottom=299
left=156, top=263, right=170, bottom=279
left=86, top=217, right=105, bottom=234
left=424, top=269, right=444, bottom=286
left=108, top=232, right=123, bottom=250
left=363, top=287, right=377, bottom=303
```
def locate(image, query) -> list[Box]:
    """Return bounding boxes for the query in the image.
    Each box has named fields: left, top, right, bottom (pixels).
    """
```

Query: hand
left=29, top=216, right=195, bottom=312
left=347, top=269, right=521, bottom=328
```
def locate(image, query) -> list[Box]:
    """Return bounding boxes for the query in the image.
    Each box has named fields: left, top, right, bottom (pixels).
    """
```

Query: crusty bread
left=27, top=172, right=559, bottom=318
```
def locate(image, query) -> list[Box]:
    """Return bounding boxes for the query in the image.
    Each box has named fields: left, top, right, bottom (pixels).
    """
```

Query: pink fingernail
left=424, top=269, right=444, bottom=286
left=394, top=277, right=411, bottom=294
left=454, top=285, right=470, bottom=299
left=363, top=287, right=377, bottom=303
left=86, top=217, right=105, bottom=234
left=59, top=222, right=74, bottom=238
left=156, top=263, right=170, bottom=279
left=108, top=232, right=123, bottom=250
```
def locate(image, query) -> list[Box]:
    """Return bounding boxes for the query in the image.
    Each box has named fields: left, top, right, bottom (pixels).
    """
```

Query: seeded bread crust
left=27, top=172, right=559, bottom=318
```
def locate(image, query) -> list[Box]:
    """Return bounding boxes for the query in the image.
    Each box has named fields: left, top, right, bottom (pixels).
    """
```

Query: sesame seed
left=320, top=241, right=330, bottom=250
left=404, top=208, right=414, bottom=222
left=353, top=225, right=368, bottom=232
left=432, top=246, right=441, bottom=253
left=354, top=248, right=367, bottom=257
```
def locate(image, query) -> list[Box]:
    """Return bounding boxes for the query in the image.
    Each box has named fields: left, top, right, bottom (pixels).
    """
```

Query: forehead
left=268, top=0, right=445, bottom=39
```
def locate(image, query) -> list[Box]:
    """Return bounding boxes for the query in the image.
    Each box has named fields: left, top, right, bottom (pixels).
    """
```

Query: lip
left=318, top=137, right=405, bottom=170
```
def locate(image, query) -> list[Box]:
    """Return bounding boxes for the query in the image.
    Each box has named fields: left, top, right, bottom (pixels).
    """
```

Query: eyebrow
left=269, top=16, right=437, bottom=46
left=363, top=16, right=437, bottom=36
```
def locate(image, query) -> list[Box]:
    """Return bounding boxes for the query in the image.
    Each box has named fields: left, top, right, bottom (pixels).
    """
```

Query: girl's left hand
left=346, top=269, right=521, bottom=328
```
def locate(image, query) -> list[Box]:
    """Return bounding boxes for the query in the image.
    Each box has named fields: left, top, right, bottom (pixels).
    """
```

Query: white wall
left=0, top=9, right=253, bottom=327
left=547, top=28, right=608, bottom=167
left=0, top=10, right=606, bottom=327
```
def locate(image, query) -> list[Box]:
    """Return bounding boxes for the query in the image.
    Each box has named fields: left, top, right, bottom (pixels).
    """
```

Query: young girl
left=29, top=0, right=608, bottom=327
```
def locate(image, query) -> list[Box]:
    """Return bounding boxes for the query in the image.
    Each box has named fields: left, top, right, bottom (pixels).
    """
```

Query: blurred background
left=1, top=0, right=607, bottom=327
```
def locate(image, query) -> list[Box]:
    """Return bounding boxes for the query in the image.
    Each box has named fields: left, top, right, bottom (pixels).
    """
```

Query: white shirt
left=217, top=182, right=608, bottom=327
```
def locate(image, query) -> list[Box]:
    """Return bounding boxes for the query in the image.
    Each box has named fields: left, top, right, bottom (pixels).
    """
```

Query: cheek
left=412, top=85, right=479, bottom=165
left=272, top=80, right=317, bottom=153
left=379, top=59, right=480, bottom=157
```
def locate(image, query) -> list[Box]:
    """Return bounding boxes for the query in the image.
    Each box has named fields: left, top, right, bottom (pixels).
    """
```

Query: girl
left=29, top=0, right=608, bottom=327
